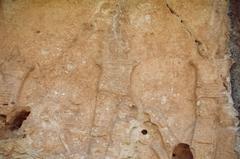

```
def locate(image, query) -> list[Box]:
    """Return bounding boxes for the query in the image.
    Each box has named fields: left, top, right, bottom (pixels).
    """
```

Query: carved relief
left=0, top=0, right=237, bottom=159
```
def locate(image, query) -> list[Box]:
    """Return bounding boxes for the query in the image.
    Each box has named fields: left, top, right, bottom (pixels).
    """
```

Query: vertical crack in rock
left=164, top=0, right=208, bottom=59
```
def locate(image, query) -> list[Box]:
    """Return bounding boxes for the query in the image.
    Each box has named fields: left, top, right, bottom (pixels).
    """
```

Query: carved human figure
left=87, top=0, right=228, bottom=158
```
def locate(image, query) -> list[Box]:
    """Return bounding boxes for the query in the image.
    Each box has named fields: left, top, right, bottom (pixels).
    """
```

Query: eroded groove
left=151, top=147, right=161, bottom=159
left=144, top=111, right=178, bottom=156
left=188, top=61, right=198, bottom=145
left=144, top=119, right=170, bottom=159
left=87, top=63, right=102, bottom=156
left=15, top=65, right=34, bottom=105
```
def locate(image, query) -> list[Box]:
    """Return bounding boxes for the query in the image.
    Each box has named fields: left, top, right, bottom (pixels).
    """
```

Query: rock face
left=0, top=0, right=238, bottom=159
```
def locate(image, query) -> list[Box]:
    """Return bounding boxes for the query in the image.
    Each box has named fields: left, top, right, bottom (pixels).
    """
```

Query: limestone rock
left=0, top=0, right=238, bottom=159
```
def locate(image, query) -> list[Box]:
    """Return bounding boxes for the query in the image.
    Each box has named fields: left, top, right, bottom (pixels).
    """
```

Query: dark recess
left=229, top=0, right=240, bottom=119
left=7, top=110, right=31, bottom=131
left=141, top=129, right=148, bottom=135
left=172, top=143, right=193, bottom=159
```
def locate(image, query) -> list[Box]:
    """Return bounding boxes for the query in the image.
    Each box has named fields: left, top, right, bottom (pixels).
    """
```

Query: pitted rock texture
left=0, top=0, right=238, bottom=159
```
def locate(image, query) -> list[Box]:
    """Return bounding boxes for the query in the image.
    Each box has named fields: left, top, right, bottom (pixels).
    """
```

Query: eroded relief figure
left=0, top=0, right=236, bottom=158
left=0, top=45, right=33, bottom=139
left=87, top=0, right=231, bottom=159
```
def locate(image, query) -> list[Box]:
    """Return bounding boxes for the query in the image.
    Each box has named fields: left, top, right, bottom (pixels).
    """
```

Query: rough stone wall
left=0, top=0, right=238, bottom=159
left=229, top=0, right=240, bottom=156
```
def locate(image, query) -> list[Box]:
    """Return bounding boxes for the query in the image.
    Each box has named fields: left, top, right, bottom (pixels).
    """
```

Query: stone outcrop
left=0, top=0, right=238, bottom=159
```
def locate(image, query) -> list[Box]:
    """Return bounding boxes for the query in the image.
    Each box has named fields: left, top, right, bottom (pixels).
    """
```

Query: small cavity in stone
left=172, top=143, right=193, bottom=159
left=8, top=110, right=31, bottom=131
left=141, top=129, right=148, bottom=135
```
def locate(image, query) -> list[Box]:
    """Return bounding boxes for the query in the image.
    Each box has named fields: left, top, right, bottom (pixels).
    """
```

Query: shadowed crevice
left=229, top=0, right=240, bottom=116
left=6, top=109, right=30, bottom=131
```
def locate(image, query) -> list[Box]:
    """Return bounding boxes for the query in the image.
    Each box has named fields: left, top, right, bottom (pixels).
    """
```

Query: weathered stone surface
left=0, top=0, right=238, bottom=159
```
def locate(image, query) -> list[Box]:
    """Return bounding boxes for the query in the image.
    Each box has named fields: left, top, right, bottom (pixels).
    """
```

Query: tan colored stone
left=0, top=0, right=237, bottom=159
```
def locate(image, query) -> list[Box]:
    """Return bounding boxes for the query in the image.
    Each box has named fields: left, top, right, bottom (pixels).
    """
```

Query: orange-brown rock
left=0, top=0, right=238, bottom=159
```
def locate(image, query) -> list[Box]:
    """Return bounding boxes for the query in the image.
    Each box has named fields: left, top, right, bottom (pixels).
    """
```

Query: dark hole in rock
left=11, top=101, right=15, bottom=105
left=8, top=110, right=30, bottom=131
left=0, top=114, right=6, bottom=121
left=36, top=30, right=41, bottom=34
left=2, top=103, right=8, bottom=106
left=172, top=143, right=193, bottom=159
left=194, top=39, right=201, bottom=45
left=141, top=129, right=148, bottom=135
